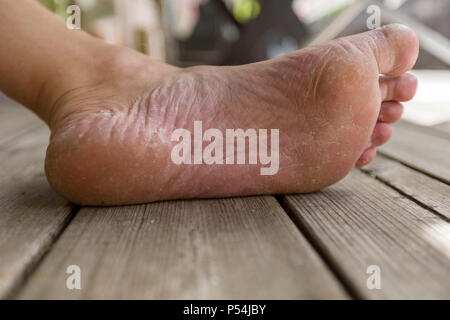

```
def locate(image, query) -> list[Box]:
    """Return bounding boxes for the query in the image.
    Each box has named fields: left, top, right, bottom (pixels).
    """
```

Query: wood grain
left=283, top=170, right=450, bottom=299
left=18, top=196, right=347, bottom=299
left=0, top=115, right=73, bottom=298
left=363, top=155, right=450, bottom=220
left=379, top=121, right=450, bottom=183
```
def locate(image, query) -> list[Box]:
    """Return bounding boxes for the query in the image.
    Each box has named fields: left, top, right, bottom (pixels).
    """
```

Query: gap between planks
left=17, top=196, right=349, bottom=299
left=0, top=115, right=76, bottom=298
left=362, top=155, right=450, bottom=221
left=282, top=169, right=450, bottom=299
left=378, top=120, right=450, bottom=184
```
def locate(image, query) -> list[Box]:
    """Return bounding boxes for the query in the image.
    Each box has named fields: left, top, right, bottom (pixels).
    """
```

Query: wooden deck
left=1, top=100, right=449, bottom=300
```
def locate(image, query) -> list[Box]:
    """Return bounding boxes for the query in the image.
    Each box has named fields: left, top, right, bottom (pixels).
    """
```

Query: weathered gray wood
left=0, top=118, right=73, bottom=298
left=283, top=170, right=450, bottom=299
left=433, top=121, right=450, bottom=135
left=394, top=120, right=450, bottom=140
left=0, top=102, right=43, bottom=145
left=379, top=121, right=450, bottom=183
left=18, top=196, right=347, bottom=299
left=363, top=155, right=450, bottom=220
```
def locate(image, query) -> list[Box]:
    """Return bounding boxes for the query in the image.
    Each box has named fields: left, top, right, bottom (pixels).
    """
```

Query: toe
left=356, top=147, right=376, bottom=168
left=379, top=73, right=418, bottom=102
left=370, top=122, right=393, bottom=147
left=369, top=24, right=419, bottom=76
left=378, top=101, right=404, bottom=123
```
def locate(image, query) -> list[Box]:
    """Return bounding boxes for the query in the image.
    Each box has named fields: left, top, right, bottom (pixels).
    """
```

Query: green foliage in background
left=37, top=0, right=74, bottom=20
left=233, top=0, right=261, bottom=24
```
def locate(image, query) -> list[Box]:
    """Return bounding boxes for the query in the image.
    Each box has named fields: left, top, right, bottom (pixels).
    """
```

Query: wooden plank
left=379, top=121, right=450, bottom=183
left=433, top=121, right=450, bottom=135
left=18, top=196, right=347, bottom=299
left=283, top=170, right=450, bottom=299
left=0, top=102, right=43, bottom=145
left=394, top=120, right=450, bottom=140
left=0, top=120, right=74, bottom=298
left=363, top=155, right=450, bottom=220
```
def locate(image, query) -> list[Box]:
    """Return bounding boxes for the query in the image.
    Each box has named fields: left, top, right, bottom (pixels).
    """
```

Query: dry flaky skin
left=45, top=24, right=419, bottom=206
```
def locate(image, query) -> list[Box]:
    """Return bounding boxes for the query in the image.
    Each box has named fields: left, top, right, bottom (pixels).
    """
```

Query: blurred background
left=8, top=0, right=450, bottom=126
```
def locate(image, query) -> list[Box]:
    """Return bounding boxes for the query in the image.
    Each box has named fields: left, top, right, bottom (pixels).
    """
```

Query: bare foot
left=45, top=24, right=419, bottom=205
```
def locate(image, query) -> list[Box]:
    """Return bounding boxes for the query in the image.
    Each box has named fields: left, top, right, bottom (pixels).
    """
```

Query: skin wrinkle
left=117, top=100, right=135, bottom=143
left=272, top=51, right=308, bottom=93
left=310, top=49, right=333, bottom=138
left=197, top=80, right=224, bottom=126
left=342, top=36, right=368, bottom=58
left=127, top=97, right=141, bottom=141
left=102, top=112, right=118, bottom=144
left=167, top=75, right=198, bottom=129
left=372, top=28, right=395, bottom=74
left=311, top=46, right=333, bottom=105
left=230, top=66, right=284, bottom=114
left=146, top=85, right=166, bottom=124
left=137, top=95, right=150, bottom=137
left=143, top=92, right=153, bottom=139
left=379, top=28, right=396, bottom=69
left=167, top=79, right=187, bottom=127
left=254, top=72, right=292, bottom=115
left=218, top=71, right=237, bottom=115
left=49, top=78, right=114, bottom=126
left=133, top=94, right=146, bottom=138
left=181, top=69, right=226, bottom=128
left=148, top=85, right=176, bottom=138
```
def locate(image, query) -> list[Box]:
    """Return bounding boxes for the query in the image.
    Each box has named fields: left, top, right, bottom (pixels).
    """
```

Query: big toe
left=369, top=24, right=419, bottom=76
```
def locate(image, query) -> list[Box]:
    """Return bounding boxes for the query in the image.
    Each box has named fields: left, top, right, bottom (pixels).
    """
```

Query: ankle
left=33, top=39, right=110, bottom=124
left=41, top=41, right=149, bottom=128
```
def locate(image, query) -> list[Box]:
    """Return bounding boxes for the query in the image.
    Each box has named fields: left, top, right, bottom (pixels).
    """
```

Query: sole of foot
left=45, top=24, right=419, bottom=205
